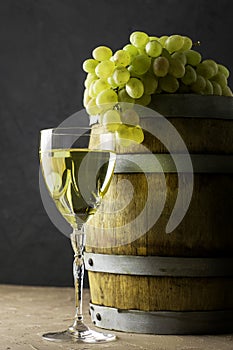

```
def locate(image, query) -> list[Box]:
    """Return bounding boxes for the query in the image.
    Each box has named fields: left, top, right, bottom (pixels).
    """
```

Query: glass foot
left=42, top=327, right=116, bottom=343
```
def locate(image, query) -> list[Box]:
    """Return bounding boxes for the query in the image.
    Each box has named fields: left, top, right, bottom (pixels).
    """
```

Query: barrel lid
left=149, top=94, right=233, bottom=119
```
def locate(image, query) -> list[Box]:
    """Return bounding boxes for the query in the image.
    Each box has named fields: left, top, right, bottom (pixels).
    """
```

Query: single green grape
left=172, top=51, right=187, bottom=65
left=211, top=72, right=227, bottom=89
left=158, top=35, right=169, bottom=47
left=196, top=62, right=215, bottom=79
left=113, top=66, right=130, bottom=85
left=127, top=65, right=143, bottom=78
left=123, top=44, right=139, bottom=61
left=159, top=74, right=179, bottom=93
left=101, top=109, right=122, bottom=131
left=116, top=125, right=132, bottom=147
left=131, top=125, right=144, bottom=144
left=222, top=86, right=233, bottom=96
left=130, top=54, right=151, bottom=75
left=88, top=80, right=97, bottom=98
left=130, top=31, right=149, bottom=48
left=164, top=35, right=184, bottom=53
left=180, top=36, right=193, bottom=51
left=95, top=60, right=115, bottom=79
left=217, top=64, right=230, bottom=78
left=113, top=49, right=131, bottom=67
left=203, top=79, right=214, bottom=95
left=168, top=57, right=185, bottom=78
left=181, top=65, right=197, bottom=85
left=83, top=89, right=91, bottom=107
left=184, top=49, right=202, bottom=66
left=92, top=46, right=112, bottom=61
left=211, top=81, right=222, bottom=95
left=107, top=76, right=119, bottom=89
left=118, top=88, right=135, bottom=104
left=121, top=108, right=140, bottom=126
left=145, top=40, right=163, bottom=57
left=117, top=125, right=144, bottom=146
left=142, top=72, right=158, bottom=94
left=126, top=77, right=144, bottom=99
left=84, top=73, right=98, bottom=88
left=135, top=93, right=151, bottom=106
left=202, top=59, right=218, bottom=76
left=86, top=97, right=102, bottom=115
left=93, top=78, right=111, bottom=95
left=190, top=74, right=206, bottom=93
left=82, top=59, right=99, bottom=73
left=96, top=89, right=118, bottom=109
left=153, top=56, right=170, bottom=77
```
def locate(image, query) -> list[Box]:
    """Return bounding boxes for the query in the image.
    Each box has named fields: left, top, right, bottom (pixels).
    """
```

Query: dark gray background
left=0, top=0, right=232, bottom=287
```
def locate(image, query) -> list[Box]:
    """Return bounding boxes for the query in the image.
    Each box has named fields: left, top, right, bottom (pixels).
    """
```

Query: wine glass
left=39, top=126, right=116, bottom=343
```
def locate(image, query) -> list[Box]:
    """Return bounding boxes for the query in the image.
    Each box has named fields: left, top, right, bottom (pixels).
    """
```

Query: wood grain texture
left=86, top=95, right=233, bottom=316
left=88, top=272, right=233, bottom=311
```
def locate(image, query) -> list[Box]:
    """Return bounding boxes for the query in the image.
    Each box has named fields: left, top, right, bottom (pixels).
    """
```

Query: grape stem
left=113, top=103, right=122, bottom=112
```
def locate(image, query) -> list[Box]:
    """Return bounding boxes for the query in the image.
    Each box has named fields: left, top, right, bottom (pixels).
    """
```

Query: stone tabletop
left=0, top=284, right=232, bottom=350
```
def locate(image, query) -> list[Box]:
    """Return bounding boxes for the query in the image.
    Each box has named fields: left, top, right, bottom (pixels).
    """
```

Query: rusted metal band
left=89, top=303, right=233, bottom=334
left=84, top=253, right=233, bottom=277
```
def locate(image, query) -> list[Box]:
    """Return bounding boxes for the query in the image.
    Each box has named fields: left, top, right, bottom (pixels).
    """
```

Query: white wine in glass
left=39, top=127, right=116, bottom=343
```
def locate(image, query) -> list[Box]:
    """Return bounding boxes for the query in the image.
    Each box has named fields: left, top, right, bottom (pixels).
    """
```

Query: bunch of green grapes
left=82, top=31, right=232, bottom=145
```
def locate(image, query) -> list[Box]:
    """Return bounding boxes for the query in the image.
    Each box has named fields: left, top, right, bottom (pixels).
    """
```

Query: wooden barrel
left=85, top=94, right=233, bottom=334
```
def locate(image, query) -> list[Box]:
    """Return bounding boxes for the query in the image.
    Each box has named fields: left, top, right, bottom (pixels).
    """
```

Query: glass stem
left=70, top=226, right=86, bottom=326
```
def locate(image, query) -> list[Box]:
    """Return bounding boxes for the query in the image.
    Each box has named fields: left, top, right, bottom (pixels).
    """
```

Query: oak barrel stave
left=86, top=95, right=233, bottom=334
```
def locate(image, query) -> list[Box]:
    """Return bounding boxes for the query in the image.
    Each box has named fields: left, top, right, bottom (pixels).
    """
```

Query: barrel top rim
left=148, top=94, right=233, bottom=119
